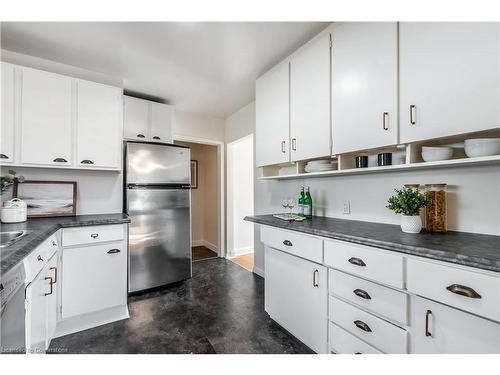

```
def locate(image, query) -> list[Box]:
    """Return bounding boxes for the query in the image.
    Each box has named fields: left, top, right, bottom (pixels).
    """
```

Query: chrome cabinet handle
left=136, top=134, right=145, bottom=138
left=90, top=233, right=99, bottom=239
left=52, top=241, right=57, bottom=246
left=37, top=255, right=44, bottom=262
left=382, top=112, right=389, bottom=130
left=44, top=277, right=54, bottom=296
left=152, top=136, right=161, bottom=140
left=425, top=310, right=432, bottom=337
left=53, top=157, right=68, bottom=163
left=353, top=288, right=371, bottom=300
left=283, top=240, right=293, bottom=247
left=348, top=257, right=366, bottom=267
left=281, top=141, right=286, bottom=153
left=107, top=248, right=121, bottom=254
left=0, top=154, right=8, bottom=159
left=50, top=267, right=57, bottom=284
left=446, top=284, right=482, bottom=299
left=313, top=269, right=319, bottom=287
left=409, top=105, right=416, bottom=125
left=354, top=320, right=372, bottom=333
left=81, top=159, right=94, bottom=164
left=292, top=138, right=297, bottom=151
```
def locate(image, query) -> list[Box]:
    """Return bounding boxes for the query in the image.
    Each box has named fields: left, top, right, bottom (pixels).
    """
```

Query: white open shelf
left=258, top=154, right=500, bottom=181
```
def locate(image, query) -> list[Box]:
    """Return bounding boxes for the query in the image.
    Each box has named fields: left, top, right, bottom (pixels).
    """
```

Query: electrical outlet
left=343, top=200, right=351, bottom=214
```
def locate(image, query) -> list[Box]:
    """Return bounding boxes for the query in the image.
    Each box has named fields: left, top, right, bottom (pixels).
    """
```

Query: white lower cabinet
left=62, top=242, right=126, bottom=319
left=25, top=269, right=51, bottom=353
left=412, top=296, right=500, bottom=354
left=45, top=252, right=58, bottom=347
left=265, top=246, right=328, bottom=353
left=329, top=322, right=381, bottom=354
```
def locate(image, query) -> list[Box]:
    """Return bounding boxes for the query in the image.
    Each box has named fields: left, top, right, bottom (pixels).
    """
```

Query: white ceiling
left=1, top=22, right=329, bottom=118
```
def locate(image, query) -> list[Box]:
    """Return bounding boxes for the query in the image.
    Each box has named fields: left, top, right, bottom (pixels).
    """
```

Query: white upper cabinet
left=290, top=32, right=331, bottom=161
left=21, top=68, right=72, bottom=166
left=123, top=96, right=149, bottom=141
left=332, top=22, right=398, bottom=154
left=1, top=62, right=15, bottom=163
left=123, top=96, right=173, bottom=144
left=150, top=102, right=173, bottom=143
left=399, top=22, right=500, bottom=143
left=255, top=61, right=290, bottom=167
left=77, top=80, right=122, bottom=169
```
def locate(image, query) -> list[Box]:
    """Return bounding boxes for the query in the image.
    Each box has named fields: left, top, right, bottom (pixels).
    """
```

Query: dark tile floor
left=49, top=258, right=313, bottom=354
left=192, top=246, right=218, bottom=262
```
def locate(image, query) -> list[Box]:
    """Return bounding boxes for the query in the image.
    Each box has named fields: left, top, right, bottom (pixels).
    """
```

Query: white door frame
left=226, top=134, right=254, bottom=258
left=173, top=134, right=226, bottom=258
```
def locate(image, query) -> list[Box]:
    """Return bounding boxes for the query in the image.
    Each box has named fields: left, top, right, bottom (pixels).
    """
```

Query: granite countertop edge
left=1, top=214, right=131, bottom=275
left=244, top=215, right=500, bottom=273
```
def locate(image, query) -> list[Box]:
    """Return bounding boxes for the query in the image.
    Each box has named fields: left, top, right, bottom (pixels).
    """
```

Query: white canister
left=1, top=198, right=28, bottom=223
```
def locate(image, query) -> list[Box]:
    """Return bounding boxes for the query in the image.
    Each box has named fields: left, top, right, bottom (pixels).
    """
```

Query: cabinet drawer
left=261, top=226, right=323, bottom=264
left=407, top=258, right=500, bottom=322
left=329, top=269, right=408, bottom=325
left=24, top=234, right=59, bottom=282
left=62, top=224, right=125, bottom=247
left=324, top=239, right=404, bottom=288
left=329, top=322, right=382, bottom=354
left=329, top=296, right=408, bottom=354
left=62, top=242, right=127, bottom=319
left=412, top=296, right=500, bottom=354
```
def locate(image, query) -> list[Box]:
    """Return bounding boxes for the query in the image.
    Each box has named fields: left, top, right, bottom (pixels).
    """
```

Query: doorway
left=227, top=134, right=254, bottom=272
left=174, top=139, right=222, bottom=262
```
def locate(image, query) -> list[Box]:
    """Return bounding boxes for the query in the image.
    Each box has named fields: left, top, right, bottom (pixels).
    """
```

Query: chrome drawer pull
left=446, top=284, right=482, bottom=299
left=354, top=320, right=372, bottom=333
left=81, top=159, right=94, bottom=164
left=37, top=255, right=44, bottom=262
left=283, top=240, right=293, bottom=247
left=353, top=288, right=371, bottom=300
left=348, top=257, right=366, bottom=267
left=90, top=233, right=99, bottom=239
left=0, top=154, right=8, bottom=159
left=425, top=310, right=432, bottom=337
left=53, top=157, right=68, bottom=163
left=136, top=134, right=145, bottom=138
left=153, top=136, right=161, bottom=140
left=107, top=248, right=121, bottom=254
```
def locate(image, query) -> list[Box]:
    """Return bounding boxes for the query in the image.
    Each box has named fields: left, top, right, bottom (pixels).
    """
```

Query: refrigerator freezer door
left=126, top=142, right=190, bottom=185
left=128, top=188, right=191, bottom=293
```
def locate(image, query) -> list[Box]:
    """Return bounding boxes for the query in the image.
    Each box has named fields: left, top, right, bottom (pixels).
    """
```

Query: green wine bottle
left=298, top=186, right=305, bottom=217
left=304, top=186, right=313, bottom=219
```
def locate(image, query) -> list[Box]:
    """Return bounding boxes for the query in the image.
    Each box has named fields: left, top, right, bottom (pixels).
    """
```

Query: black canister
left=355, top=156, right=368, bottom=168
left=377, top=152, right=392, bottom=166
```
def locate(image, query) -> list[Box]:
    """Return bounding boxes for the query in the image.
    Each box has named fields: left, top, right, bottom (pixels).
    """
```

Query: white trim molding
left=253, top=266, right=264, bottom=278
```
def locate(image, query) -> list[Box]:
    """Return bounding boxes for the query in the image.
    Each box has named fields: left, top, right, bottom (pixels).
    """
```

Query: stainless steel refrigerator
left=124, top=141, right=192, bottom=293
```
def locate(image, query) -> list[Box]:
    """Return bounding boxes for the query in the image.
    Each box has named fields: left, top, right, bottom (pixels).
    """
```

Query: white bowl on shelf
left=464, top=138, right=500, bottom=158
left=421, top=146, right=453, bottom=162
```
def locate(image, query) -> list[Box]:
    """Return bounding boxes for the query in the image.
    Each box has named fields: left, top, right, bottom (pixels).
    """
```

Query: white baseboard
left=253, top=266, right=264, bottom=278
left=227, top=246, right=253, bottom=258
left=192, top=239, right=218, bottom=254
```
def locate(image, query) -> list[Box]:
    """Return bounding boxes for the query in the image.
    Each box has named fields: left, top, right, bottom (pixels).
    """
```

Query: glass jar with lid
left=424, top=184, right=447, bottom=232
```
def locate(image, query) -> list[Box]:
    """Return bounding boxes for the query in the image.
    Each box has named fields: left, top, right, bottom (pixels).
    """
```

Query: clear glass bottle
left=425, top=184, right=447, bottom=232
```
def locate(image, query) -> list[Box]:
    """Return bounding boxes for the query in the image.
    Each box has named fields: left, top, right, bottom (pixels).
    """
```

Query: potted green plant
left=387, top=187, right=430, bottom=233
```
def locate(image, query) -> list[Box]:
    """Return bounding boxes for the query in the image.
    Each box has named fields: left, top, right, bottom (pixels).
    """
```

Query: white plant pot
left=400, top=215, right=422, bottom=234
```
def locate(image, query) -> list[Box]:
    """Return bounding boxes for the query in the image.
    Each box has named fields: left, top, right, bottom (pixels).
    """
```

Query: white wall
left=174, top=110, right=225, bottom=143
left=227, top=135, right=254, bottom=257
left=225, top=102, right=255, bottom=143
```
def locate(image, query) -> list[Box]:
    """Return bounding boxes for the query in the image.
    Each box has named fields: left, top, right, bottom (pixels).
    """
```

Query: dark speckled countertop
left=245, top=215, right=500, bottom=273
left=1, top=214, right=130, bottom=275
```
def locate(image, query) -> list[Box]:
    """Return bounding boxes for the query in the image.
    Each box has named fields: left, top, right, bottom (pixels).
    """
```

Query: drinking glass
left=281, top=199, right=290, bottom=216
left=287, top=198, right=295, bottom=217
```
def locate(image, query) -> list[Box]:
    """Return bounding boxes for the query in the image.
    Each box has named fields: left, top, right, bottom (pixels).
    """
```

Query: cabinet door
left=412, top=296, right=500, bottom=354
left=45, top=253, right=58, bottom=348
left=62, top=242, right=127, bottom=319
left=123, top=96, right=149, bottom=141
left=255, top=62, right=290, bottom=167
left=150, top=102, right=173, bottom=143
left=332, top=23, right=398, bottom=154
left=265, top=247, right=328, bottom=353
left=400, top=22, right=500, bottom=143
left=25, top=270, right=50, bottom=353
left=21, top=68, right=72, bottom=166
left=290, top=33, right=331, bottom=161
left=1, top=62, right=15, bottom=163
left=77, top=81, right=122, bottom=169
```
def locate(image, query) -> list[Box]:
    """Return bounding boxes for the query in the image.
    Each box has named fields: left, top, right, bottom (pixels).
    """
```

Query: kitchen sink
left=0, top=230, right=30, bottom=249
